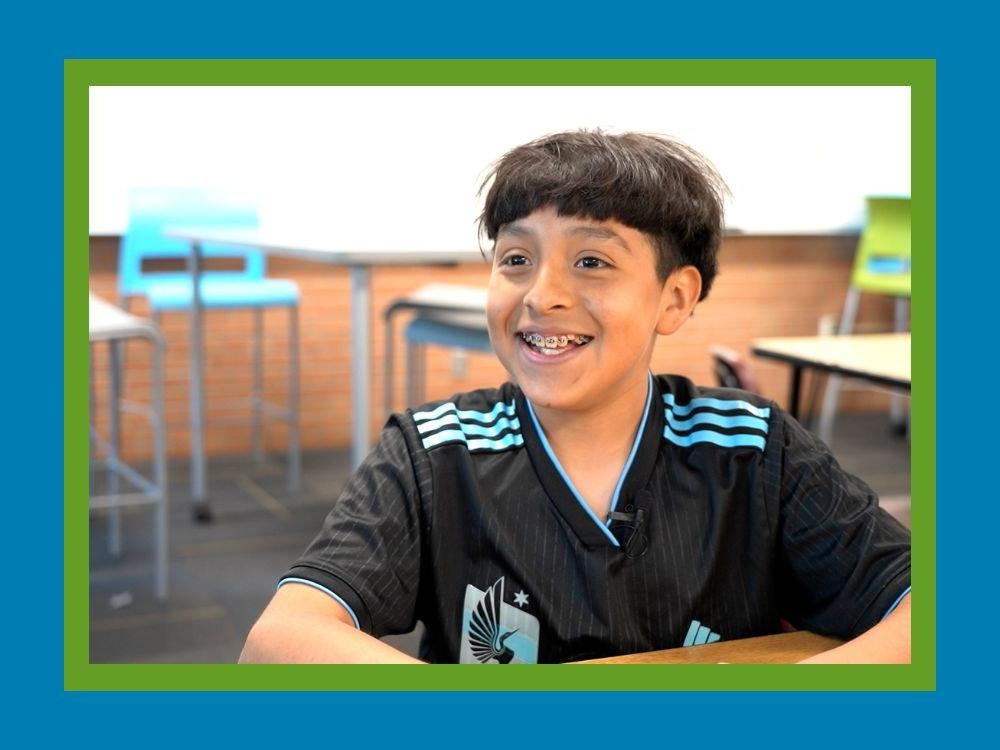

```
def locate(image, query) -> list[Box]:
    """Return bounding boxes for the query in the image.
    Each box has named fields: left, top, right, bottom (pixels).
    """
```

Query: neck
left=530, top=372, right=651, bottom=459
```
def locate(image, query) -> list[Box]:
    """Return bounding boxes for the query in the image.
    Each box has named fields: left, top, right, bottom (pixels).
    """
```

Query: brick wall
left=88, top=234, right=898, bottom=461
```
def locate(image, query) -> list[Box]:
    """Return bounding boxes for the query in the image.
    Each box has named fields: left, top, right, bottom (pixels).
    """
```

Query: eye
left=576, top=256, right=609, bottom=269
left=499, top=253, right=530, bottom=267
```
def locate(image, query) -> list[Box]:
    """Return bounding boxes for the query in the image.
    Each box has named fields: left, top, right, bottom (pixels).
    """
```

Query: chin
left=517, top=379, right=590, bottom=412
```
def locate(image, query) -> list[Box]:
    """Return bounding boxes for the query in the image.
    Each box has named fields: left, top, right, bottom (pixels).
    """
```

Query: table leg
left=350, top=266, right=371, bottom=469
left=151, top=332, right=169, bottom=600
left=788, top=365, right=803, bottom=421
left=188, top=240, right=211, bottom=521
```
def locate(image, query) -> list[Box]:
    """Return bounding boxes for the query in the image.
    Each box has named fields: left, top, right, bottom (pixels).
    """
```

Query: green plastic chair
left=818, top=196, right=911, bottom=445
left=849, top=196, right=911, bottom=297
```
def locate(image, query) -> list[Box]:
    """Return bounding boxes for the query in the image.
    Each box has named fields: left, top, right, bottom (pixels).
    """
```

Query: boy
left=240, top=131, right=911, bottom=664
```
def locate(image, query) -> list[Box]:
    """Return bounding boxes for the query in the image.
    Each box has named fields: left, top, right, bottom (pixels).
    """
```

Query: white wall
left=90, top=86, right=910, bottom=244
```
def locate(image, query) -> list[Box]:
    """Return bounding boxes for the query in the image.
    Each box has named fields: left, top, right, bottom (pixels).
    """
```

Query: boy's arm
left=798, top=593, right=911, bottom=664
left=239, top=582, right=424, bottom=664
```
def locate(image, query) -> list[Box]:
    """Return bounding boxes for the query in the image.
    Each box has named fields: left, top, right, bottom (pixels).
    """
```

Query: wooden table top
left=752, top=333, right=910, bottom=390
left=574, top=631, right=843, bottom=664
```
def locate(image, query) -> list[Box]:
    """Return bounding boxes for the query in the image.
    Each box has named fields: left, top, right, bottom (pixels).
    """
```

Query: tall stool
left=383, top=284, right=492, bottom=414
left=89, top=293, right=169, bottom=600
left=119, top=189, right=301, bottom=521
left=818, top=196, right=911, bottom=446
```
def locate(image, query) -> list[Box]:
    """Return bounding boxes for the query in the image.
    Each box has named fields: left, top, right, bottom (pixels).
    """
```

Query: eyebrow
left=496, top=223, right=529, bottom=237
left=566, top=225, right=631, bottom=252
left=497, top=222, right=632, bottom=252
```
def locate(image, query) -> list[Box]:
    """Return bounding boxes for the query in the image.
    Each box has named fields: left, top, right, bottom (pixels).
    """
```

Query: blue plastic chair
left=118, top=188, right=301, bottom=514
left=403, top=311, right=493, bottom=408
left=383, top=285, right=493, bottom=413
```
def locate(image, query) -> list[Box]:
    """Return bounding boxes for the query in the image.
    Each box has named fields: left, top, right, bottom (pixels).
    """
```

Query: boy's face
left=487, top=206, right=678, bottom=414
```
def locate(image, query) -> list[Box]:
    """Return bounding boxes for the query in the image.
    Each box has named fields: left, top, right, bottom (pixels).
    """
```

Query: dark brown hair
left=478, top=130, right=727, bottom=299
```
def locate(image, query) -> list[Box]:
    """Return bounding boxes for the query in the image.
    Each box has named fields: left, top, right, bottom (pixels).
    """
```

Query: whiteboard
left=90, top=86, right=910, bottom=245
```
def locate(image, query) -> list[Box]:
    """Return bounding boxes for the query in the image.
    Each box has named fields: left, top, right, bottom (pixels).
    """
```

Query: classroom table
left=165, top=228, right=486, bottom=504
left=751, top=333, right=911, bottom=420
left=573, top=631, right=844, bottom=664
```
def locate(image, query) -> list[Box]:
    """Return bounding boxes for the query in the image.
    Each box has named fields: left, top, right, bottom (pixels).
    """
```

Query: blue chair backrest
left=119, top=188, right=263, bottom=298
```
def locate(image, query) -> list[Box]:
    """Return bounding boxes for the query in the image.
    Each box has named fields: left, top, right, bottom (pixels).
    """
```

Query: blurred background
left=88, top=85, right=911, bottom=662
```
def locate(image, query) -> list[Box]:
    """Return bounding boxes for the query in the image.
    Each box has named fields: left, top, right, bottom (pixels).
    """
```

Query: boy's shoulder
left=655, top=373, right=775, bottom=413
left=396, top=382, right=523, bottom=455
left=654, top=373, right=781, bottom=454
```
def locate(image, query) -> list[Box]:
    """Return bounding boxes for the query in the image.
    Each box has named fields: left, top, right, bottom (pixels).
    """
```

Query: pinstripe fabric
left=283, top=375, right=910, bottom=662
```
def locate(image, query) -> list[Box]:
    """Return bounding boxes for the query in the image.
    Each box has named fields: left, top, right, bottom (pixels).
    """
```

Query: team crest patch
left=459, top=577, right=540, bottom=664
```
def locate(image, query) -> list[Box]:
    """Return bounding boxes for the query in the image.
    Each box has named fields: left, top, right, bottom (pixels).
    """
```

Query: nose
left=523, top=262, right=573, bottom=314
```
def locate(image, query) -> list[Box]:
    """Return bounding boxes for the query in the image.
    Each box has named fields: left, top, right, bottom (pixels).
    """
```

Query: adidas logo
left=683, top=619, right=722, bottom=647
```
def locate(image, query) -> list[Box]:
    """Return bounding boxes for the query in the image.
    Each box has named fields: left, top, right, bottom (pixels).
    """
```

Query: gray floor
left=88, top=411, right=911, bottom=663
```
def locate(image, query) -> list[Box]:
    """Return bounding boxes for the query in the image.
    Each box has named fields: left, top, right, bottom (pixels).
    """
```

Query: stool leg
left=108, top=339, right=123, bottom=558
left=349, top=266, right=372, bottom=470
left=818, top=286, right=861, bottom=446
left=406, top=340, right=425, bottom=408
left=151, top=334, right=169, bottom=601
left=188, top=242, right=210, bottom=520
left=287, top=304, right=301, bottom=493
left=384, top=313, right=396, bottom=417
left=416, top=345, right=426, bottom=405
left=889, top=297, right=910, bottom=433
left=89, top=343, right=97, bottom=496
left=252, top=306, right=264, bottom=465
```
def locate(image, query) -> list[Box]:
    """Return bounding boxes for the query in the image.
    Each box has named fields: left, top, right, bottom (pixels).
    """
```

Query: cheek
left=486, top=279, right=521, bottom=329
left=485, top=297, right=511, bottom=340
left=588, top=296, right=656, bottom=346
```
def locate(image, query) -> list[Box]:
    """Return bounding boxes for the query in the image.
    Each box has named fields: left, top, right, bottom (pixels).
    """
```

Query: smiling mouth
left=519, top=331, right=593, bottom=357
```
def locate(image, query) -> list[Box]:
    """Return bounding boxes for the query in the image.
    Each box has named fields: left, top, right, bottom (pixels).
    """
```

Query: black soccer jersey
left=282, top=373, right=911, bottom=664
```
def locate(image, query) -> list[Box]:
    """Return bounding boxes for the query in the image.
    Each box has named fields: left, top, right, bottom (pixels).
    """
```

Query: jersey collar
left=516, top=373, right=664, bottom=549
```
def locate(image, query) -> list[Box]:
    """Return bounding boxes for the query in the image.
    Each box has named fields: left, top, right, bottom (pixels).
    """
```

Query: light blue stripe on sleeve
left=421, top=429, right=468, bottom=449
left=413, top=400, right=516, bottom=424
left=278, top=577, right=361, bottom=629
left=468, top=433, right=524, bottom=452
left=664, top=393, right=771, bottom=419
left=421, top=428, right=524, bottom=451
left=881, top=586, right=911, bottom=620
left=664, top=410, right=769, bottom=433
left=416, top=411, right=520, bottom=437
left=663, top=423, right=767, bottom=451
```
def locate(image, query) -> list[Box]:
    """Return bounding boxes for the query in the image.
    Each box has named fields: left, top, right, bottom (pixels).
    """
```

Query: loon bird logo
left=468, top=577, right=519, bottom=664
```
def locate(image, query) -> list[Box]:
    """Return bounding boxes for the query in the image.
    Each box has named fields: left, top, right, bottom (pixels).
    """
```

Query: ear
left=655, top=266, right=702, bottom=335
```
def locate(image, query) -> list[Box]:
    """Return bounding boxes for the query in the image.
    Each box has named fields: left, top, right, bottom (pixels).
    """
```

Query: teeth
left=521, top=332, right=592, bottom=349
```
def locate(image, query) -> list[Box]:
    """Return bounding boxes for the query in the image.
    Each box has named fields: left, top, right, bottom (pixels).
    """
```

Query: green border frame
left=66, top=59, right=935, bottom=691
